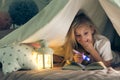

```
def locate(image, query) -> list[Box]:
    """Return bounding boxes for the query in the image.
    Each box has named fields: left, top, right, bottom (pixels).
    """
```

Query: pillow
left=0, top=43, right=38, bottom=75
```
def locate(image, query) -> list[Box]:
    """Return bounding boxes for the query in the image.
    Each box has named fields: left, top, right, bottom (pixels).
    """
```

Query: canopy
left=99, top=0, right=120, bottom=35
left=0, top=0, right=120, bottom=55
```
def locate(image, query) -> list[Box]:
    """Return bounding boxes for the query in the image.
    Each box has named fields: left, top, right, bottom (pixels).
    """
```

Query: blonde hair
left=64, top=13, right=98, bottom=61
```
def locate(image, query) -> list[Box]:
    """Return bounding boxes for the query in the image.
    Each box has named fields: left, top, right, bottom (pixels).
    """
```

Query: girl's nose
left=81, top=37, right=88, bottom=42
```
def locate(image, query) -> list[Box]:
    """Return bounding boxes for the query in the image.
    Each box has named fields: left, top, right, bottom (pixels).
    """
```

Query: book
left=62, top=61, right=105, bottom=70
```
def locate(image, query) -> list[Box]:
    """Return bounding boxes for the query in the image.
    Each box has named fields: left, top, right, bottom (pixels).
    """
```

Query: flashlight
left=73, top=49, right=90, bottom=61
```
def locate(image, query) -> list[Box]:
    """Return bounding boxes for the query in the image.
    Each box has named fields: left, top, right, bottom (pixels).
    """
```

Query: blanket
left=0, top=67, right=120, bottom=80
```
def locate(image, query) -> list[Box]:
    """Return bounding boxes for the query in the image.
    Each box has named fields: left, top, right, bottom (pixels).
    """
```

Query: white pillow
left=0, top=43, right=38, bottom=75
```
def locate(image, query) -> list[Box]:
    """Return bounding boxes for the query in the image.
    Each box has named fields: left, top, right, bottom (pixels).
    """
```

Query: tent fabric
left=99, top=0, right=120, bottom=36
left=21, top=0, right=82, bottom=46
left=110, top=0, right=120, bottom=8
left=0, top=0, right=107, bottom=49
left=0, top=0, right=120, bottom=56
left=0, top=0, right=50, bottom=12
left=0, top=0, right=69, bottom=48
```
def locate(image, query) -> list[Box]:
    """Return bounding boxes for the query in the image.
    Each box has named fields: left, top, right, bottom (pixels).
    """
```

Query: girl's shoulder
left=94, top=34, right=109, bottom=42
left=94, top=34, right=110, bottom=48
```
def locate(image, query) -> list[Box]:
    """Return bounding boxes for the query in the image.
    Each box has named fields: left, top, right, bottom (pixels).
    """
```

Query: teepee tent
left=99, top=0, right=120, bottom=35
left=0, top=0, right=120, bottom=56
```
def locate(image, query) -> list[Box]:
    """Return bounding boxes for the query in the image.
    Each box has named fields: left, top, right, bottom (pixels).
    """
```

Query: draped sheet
left=21, top=0, right=107, bottom=47
left=0, top=0, right=107, bottom=52
left=0, top=0, right=69, bottom=48
left=99, top=0, right=120, bottom=36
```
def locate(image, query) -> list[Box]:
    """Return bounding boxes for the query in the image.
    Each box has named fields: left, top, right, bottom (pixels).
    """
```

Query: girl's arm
left=26, top=42, right=40, bottom=49
left=89, top=49, right=111, bottom=67
left=81, top=40, right=112, bottom=67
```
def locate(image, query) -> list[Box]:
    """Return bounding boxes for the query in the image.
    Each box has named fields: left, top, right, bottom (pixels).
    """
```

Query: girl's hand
left=73, top=53, right=83, bottom=63
left=80, top=39, right=95, bottom=53
left=27, top=42, right=40, bottom=48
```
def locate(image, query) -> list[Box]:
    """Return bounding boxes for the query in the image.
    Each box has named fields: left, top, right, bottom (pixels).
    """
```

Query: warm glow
left=32, top=51, right=38, bottom=59
left=44, top=54, right=53, bottom=68
left=38, top=55, right=43, bottom=69
left=37, top=54, right=53, bottom=69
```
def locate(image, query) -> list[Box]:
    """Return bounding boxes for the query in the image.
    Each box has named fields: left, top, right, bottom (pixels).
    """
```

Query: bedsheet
left=0, top=67, right=120, bottom=80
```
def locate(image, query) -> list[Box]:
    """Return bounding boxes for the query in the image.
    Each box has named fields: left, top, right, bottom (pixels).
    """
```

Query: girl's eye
left=75, top=35, right=81, bottom=38
left=84, top=32, right=88, bottom=35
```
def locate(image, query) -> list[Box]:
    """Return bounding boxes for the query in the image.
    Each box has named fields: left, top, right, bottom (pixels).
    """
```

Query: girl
left=64, top=13, right=113, bottom=67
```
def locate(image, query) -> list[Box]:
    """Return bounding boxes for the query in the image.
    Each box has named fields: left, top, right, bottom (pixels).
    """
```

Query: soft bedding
left=0, top=43, right=38, bottom=75
left=0, top=67, right=120, bottom=80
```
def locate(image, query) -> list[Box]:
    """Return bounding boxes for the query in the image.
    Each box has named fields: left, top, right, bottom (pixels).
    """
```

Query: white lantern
left=37, top=50, right=53, bottom=69
left=37, top=40, right=53, bottom=69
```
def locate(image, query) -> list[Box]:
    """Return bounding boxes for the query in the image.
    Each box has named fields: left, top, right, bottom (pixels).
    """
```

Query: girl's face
left=75, top=25, right=94, bottom=45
